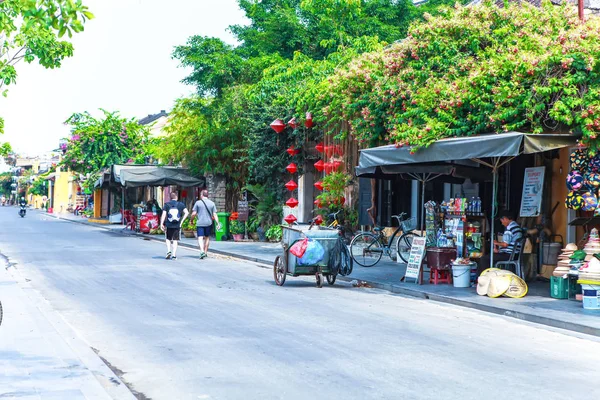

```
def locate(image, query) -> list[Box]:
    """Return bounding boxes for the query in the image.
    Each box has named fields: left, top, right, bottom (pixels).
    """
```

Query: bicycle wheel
left=339, top=243, right=353, bottom=276
left=350, top=233, right=383, bottom=267
left=396, top=232, right=418, bottom=264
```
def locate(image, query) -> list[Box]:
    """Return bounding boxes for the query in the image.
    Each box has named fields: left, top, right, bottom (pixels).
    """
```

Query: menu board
left=404, top=236, right=427, bottom=283
left=519, top=167, right=545, bottom=217
left=237, top=200, right=249, bottom=222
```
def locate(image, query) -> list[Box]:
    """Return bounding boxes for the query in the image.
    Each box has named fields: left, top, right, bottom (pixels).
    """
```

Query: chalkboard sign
left=237, top=200, right=249, bottom=222
left=404, top=236, right=427, bottom=283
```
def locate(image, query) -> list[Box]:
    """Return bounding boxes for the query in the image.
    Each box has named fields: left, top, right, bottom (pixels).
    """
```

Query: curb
left=47, top=212, right=600, bottom=338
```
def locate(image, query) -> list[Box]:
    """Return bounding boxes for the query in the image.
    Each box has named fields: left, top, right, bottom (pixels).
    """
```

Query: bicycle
left=309, top=213, right=353, bottom=276
left=350, top=212, right=420, bottom=267
left=324, top=210, right=354, bottom=245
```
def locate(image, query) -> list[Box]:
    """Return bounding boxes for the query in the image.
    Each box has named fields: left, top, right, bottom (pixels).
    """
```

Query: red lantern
left=285, top=180, right=298, bottom=191
left=324, top=162, right=334, bottom=174
left=333, top=160, right=342, bottom=171
left=314, top=181, right=324, bottom=191
left=314, top=215, right=324, bottom=225
left=339, top=196, right=346, bottom=206
left=305, top=112, right=314, bottom=128
left=335, top=145, right=343, bottom=157
left=270, top=119, right=286, bottom=133
left=286, top=197, right=299, bottom=208
left=314, top=159, right=325, bottom=172
left=286, top=163, right=298, bottom=174
left=284, top=214, right=297, bottom=224
left=324, top=145, right=335, bottom=157
left=286, top=146, right=297, bottom=156
left=287, top=117, right=298, bottom=129
left=315, top=142, right=324, bottom=153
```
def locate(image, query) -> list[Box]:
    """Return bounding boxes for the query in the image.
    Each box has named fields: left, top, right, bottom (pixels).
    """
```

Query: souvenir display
left=566, top=171, right=585, bottom=191
left=581, top=191, right=599, bottom=211
left=565, top=191, right=585, bottom=210
left=570, top=148, right=591, bottom=172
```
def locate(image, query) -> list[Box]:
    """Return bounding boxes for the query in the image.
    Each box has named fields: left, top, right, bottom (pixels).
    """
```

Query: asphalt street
left=1, top=207, right=599, bottom=400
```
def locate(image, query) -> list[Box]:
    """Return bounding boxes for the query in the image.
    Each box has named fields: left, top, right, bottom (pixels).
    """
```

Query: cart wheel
left=326, top=274, right=336, bottom=286
left=274, top=256, right=287, bottom=286
left=315, top=272, right=323, bottom=288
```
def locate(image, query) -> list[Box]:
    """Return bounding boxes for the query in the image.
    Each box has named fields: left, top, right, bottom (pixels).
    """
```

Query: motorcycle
left=19, top=205, right=26, bottom=218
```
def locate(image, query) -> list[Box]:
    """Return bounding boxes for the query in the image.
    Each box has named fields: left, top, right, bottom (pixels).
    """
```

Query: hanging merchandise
left=305, top=112, right=314, bottom=128
left=284, top=214, right=297, bottom=224
left=287, top=117, right=298, bottom=129
left=570, top=148, right=590, bottom=172
left=314, top=160, right=325, bottom=172
left=286, top=198, right=299, bottom=208
left=590, top=154, right=600, bottom=172
left=314, top=181, right=324, bottom=191
left=585, top=171, right=600, bottom=190
left=270, top=119, right=286, bottom=133
left=285, top=180, right=298, bottom=191
left=565, top=191, right=585, bottom=210
left=582, top=192, right=599, bottom=211
left=315, top=142, right=324, bottom=153
left=286, top=163, right=298, bottom=174
left=566, top=171, right=585, bottom=191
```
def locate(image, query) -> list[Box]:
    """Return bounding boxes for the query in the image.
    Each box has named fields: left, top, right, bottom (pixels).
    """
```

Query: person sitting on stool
left=477, top=210, right=523, bottom=276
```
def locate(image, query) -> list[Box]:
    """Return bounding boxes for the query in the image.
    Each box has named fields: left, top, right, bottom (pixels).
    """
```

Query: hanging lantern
left=314, top=215, right=324, bottom=225
left=314, top=181, right=324, bottom=191
left=335, top=145, right=344, bottom=157
left=270, top=119, right=286, bottom=133
left=286, top=146, right=297, bottom=156
left=284, top=214, right=297, bottom=224
left=324, top=162, right=334, bottom=174
left=314, top=159, right=325, bottom=172
left=305, top=112, right=314, bottom=128
left=286, top=197, right=299, bottom=208
left=285, top=180, right=298, bottom=191
left=315, top=142, right=324, bottom=153
left=286, top=163, right=298, bottom=174
left=287, top=117, right=298, bottom=129
left=324, top=145, right=335, bottom=157
left=333, top=160, right=342, bottom=171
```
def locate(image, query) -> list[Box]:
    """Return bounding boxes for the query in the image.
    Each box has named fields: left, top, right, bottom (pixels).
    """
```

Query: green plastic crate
left=550, top=275, right=575, bottom=299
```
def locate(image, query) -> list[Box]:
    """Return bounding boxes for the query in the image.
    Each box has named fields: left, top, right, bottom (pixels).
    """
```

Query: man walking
left=160, top=192, right=189, bottom=260
left=191, top=189, right=221, bottom=259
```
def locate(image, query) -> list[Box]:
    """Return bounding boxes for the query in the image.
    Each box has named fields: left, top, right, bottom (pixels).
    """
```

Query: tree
left=60, top=110, right=149, bottom=175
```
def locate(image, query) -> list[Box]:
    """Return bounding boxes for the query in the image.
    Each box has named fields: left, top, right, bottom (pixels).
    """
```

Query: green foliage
left=244, top=183, right=283, bottom=227
left=29, top=177, right=48, bottom=196
left=0, top=0, right=93, bottom=133
left=316, top=172, right=351, bottom=213
left=309, top=2, right=600, bottom=152
left=60, top=110, right=150, bottom=174
left=182, top=216, right=196, bottom=231
left=246, top=215, right=260, bottom=233
left=0, top=142, right=12, bottom=157
left=0, top=172, right=12, bottom=195
left=265, top=224, right=283, bottom=241
left=230, top=219, right=246, bottom=234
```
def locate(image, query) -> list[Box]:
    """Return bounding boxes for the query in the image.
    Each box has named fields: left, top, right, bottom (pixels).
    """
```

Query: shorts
left=165, top=228, right=181, bottom=241
left=197, top=225, right=212, bottom=237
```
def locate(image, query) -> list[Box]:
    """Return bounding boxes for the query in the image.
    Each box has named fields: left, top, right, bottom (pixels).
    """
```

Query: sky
left=0, top=0, right=247, bottom=156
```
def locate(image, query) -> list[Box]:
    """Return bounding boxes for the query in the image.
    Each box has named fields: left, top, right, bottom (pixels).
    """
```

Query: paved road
left=1, top=207, right=599, bottom=400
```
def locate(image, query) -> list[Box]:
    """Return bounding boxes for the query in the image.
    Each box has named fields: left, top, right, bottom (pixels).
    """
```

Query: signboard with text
left=404, top=236, right=427, bottom=283
left=237, top=200, right=249, bottom=222
left=519, top=167, right=545, bottom=217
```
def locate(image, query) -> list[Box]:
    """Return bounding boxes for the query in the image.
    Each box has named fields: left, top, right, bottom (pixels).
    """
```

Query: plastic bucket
left=581, top=284, right=600, bottom=310
left=452, top=264, right=472, bottom=288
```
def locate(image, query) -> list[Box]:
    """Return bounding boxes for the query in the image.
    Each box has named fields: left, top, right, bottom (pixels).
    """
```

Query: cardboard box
left=540, top=264, right=557, bottom=279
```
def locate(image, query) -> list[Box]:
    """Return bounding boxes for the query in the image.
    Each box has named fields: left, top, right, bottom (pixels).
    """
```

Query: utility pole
left=579, top=0, right=585, bottom=22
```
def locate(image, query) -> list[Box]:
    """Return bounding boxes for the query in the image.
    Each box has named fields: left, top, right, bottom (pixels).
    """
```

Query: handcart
left=274, top=225, right=343, bottom=288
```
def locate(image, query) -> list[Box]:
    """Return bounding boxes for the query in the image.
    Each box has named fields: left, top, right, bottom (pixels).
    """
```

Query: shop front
left=356, top=132, right=599, bottom=309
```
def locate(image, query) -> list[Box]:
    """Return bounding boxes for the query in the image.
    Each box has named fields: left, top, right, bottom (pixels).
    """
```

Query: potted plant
left=230, top=219, right=245, bottom=241
left=265, top=225, right=283, bottom=242
left=182, top=217, right=196, bottom=238
left=247, top=216, right=260, bottom=241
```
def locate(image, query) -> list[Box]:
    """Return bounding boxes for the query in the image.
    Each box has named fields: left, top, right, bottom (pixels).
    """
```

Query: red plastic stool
left=429, top=268, right=452, bottom=285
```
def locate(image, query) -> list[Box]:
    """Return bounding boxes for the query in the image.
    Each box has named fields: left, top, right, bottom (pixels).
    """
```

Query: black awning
left=95, top=165, right=205, bottom=188
left=357, top=132, right=578, bottom=176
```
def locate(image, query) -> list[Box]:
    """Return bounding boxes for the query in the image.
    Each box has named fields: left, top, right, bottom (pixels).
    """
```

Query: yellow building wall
left=53, top=168, right=78, bottom=213
left=94, top=189, right=102, bottom=218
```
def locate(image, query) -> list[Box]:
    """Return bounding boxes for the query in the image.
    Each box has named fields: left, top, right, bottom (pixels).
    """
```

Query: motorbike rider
left=19, top=197, right=27, bottom=207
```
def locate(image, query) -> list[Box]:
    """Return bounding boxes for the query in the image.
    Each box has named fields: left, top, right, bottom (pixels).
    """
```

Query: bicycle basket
left=401, top=216, right=417, bottom=232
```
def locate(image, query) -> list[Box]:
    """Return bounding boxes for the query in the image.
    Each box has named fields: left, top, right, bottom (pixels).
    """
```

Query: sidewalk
left=0, top=249, right=136, bottom=399
left=50, top=211, right=600, bottom=337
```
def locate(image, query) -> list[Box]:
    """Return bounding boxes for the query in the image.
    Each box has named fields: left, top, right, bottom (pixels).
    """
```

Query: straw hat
left=504, top=275, right=528, bottom=298
left=562, top=243, right=578, bottom=251
left=487, top=275, right=512, bottom=298
left=477, top=275, right=491, bottom=296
